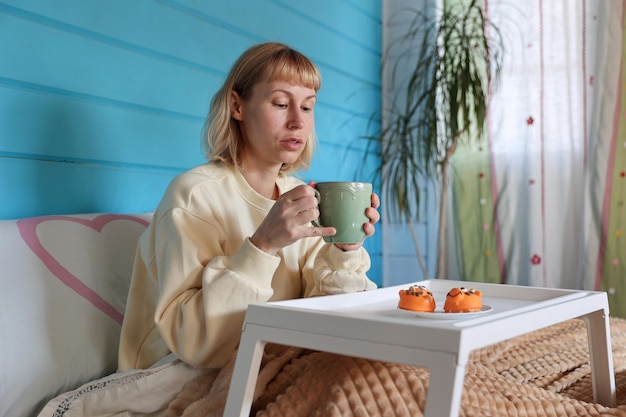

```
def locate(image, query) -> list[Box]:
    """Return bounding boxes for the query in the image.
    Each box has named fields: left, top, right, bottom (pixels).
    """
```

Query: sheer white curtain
left=447, top=1, right=626, bottom=315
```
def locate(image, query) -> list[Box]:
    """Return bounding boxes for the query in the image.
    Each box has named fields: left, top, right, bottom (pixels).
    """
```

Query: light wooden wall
left=0, top=0, right=383, bottom=283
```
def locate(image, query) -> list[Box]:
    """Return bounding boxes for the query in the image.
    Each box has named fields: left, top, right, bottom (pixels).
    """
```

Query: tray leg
left=223, top=331, right=267, bottom=417
left=423, top=355, right=466, bottom=417
left=581, top=309, right=616, bottom=407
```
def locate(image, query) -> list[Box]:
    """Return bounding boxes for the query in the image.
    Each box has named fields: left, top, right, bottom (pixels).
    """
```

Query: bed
left=39, top=318, right=626, bottom=416
left=3, top=212, right=626, bottom=417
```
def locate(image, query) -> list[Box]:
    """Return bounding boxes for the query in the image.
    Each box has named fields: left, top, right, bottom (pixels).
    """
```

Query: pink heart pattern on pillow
left=17, top=214, right=149, bottom=325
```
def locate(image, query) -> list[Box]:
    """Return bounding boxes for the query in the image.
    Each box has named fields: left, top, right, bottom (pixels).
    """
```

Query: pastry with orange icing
left=398, top=285, right=436, bottom=312
left=443, top=287, right=483, bottom=313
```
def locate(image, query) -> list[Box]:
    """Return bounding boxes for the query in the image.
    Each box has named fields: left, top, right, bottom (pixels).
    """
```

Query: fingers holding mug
left=366, top=192, right=381, bottom=229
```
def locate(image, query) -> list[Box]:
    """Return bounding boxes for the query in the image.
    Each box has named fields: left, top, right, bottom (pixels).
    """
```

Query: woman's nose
left=288, top=110, right=305, bottom=129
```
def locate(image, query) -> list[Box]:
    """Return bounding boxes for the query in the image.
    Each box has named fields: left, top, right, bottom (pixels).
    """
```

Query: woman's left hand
left=334, top=192, right=381, bottom=252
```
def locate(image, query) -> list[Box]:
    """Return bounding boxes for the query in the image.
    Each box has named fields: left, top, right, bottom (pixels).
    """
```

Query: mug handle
left=311, top=189, right=321, bottom=228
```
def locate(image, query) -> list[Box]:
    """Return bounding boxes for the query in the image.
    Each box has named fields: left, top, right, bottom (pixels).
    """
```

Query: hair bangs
left=264, top=50, right=321, bottom=91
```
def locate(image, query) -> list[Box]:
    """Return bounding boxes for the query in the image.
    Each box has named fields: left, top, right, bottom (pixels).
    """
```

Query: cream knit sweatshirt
left=118, top=163, right=376, bottom=371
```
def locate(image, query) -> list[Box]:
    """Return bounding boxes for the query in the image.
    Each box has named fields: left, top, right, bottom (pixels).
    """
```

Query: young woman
left=117, top=42, right=380, bottom=371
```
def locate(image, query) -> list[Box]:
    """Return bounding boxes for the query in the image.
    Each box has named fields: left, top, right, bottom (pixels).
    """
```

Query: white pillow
left=0, top=213, right=152, bottom=417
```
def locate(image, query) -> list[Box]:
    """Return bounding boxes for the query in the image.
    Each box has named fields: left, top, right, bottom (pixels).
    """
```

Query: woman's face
left=231, top=80, right=316, bottom=173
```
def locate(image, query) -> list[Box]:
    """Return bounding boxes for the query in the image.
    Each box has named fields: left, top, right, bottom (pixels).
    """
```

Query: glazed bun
left=443, top=287, right=483, bottom=313
left=398, top=285, right=436, bottom=312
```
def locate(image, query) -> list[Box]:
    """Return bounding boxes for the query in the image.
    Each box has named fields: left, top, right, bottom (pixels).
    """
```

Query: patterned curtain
left=447, top=1, right=626, bottom=317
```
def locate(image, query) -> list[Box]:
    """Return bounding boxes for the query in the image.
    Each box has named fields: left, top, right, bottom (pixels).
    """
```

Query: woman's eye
left=275, top=103, right=288, bottom=108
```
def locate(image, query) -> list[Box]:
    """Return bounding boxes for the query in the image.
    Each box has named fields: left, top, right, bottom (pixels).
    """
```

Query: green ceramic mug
left=313, top=182, right=372, bottom=244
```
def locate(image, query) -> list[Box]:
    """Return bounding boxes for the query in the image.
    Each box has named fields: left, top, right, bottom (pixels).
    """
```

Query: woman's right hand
left=250, top=184, right=335, bottom=256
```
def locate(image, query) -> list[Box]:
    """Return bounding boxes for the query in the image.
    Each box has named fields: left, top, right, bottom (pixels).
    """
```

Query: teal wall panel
left=0, top=85, right=204, bottom=168
left=0, top=157, right=176, bottom=218
left=0, top=0, right=382, bottom=284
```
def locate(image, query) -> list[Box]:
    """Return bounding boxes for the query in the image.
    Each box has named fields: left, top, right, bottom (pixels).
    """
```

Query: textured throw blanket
left=163, top=318, right=626, bottom=417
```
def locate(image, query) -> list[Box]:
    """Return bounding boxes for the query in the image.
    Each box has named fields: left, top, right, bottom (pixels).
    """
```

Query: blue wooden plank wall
left=0, top=0, right=383, bottom=284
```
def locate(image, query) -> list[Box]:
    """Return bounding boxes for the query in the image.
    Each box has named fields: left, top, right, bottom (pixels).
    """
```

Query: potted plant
left=361, top=0, right=504, bottom=279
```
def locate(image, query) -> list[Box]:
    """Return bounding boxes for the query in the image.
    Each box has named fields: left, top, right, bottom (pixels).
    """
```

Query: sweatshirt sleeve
left=306, top=243, right=377, bottom=296
left=153, top=207, right=280, bottom=368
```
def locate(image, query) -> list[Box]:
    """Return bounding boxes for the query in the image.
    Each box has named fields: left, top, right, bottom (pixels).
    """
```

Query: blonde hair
left=202, top=42, right=321, bottom=175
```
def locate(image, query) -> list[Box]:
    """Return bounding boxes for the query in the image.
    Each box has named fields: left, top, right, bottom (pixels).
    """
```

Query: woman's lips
left=281, top=137, right=304, bottom=151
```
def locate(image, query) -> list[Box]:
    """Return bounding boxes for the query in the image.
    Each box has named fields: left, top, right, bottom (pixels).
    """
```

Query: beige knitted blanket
left=164, top=318, right=626, bottom=417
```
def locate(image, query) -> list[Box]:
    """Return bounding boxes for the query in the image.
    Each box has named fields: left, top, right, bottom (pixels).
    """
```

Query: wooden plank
left=0, top=10, right=222, bottom=116
left=0, top=157, right=179, bottom=220
left=0, top=85, right=206, bottom=168
left=0, top=1, right=241, bottom=75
